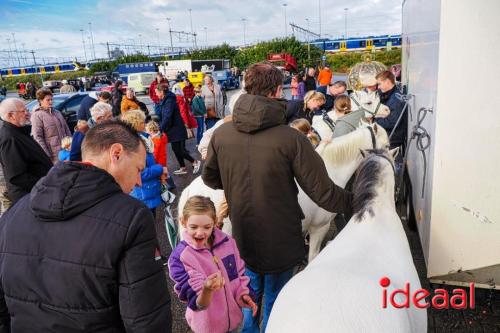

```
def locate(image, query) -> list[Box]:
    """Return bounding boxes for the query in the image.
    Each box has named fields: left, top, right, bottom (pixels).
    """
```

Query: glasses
left=12, top=108, right=29, bottom=114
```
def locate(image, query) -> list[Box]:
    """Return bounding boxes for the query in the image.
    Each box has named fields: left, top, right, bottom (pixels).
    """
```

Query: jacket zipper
left=209, top=248, right=231, bottom=332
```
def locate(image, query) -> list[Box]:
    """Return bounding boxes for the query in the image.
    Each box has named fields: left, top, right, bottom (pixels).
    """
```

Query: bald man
left=0, top=98, right=52, bottom=204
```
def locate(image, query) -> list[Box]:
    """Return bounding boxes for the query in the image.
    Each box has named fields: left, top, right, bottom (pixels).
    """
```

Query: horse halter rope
left=367, top=125, right=377, bottom=150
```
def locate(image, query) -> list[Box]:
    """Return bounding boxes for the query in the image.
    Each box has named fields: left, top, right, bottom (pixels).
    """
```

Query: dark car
left=26, top=92, right=90, bottom=132
left=212, top=70, right=240, bottom=90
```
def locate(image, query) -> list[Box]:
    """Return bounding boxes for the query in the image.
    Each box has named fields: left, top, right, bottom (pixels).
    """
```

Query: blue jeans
left=195, top=116, right=205, bottom=145
left=241, top=267, right=294, bottom=333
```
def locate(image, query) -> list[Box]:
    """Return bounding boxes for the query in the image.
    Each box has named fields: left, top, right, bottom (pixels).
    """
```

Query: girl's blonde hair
left=120, top=110, right=145, bottom=131
left=334, top=95, right=351, bottom=114
left=61, top=136, right=72, bottom=150
left=290, top=119, right=320, bottom=146
left=290, top=118, right=311, bottom=135
left=303, top=90, right=326, bottom=111
left=145, top=120, right=160, bottom=133
left=182, top=196, right=217, bottom=225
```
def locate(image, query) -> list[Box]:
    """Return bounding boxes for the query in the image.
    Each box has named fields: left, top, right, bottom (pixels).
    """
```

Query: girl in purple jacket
left=169, top=196, right=257, bottom=333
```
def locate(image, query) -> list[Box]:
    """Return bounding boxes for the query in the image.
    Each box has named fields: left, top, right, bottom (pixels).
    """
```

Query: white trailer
left=402, top=0, right=500, bottom=288
left=158, top=60, right=192, bottom=81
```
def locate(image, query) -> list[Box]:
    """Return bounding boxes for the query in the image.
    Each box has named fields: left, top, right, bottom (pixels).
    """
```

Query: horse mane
left=318, top=125, right=388, bottom=165
left=351, top=149, right=388, bottom=222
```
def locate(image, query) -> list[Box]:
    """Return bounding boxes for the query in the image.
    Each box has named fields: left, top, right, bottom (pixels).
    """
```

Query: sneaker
left=173, top=168, right=187, bottom=175
left=192, top=160, right=201, bottom=174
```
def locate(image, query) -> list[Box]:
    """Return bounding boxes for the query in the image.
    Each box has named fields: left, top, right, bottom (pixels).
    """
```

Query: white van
left=127, top=72, right=156, bottom=95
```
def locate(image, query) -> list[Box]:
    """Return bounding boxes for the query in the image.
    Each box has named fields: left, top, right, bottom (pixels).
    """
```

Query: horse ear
left=359, top=149, right=366, bottom=158
left=373, top=123, right=378, bottom=134
left=389, top=147, right=400, bottom=159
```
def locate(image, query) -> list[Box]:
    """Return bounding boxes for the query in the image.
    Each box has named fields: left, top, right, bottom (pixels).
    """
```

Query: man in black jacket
left=375, top=70, right=407, bottom=149
left=320, top=80, right=347, bottom=111
left=0, top=98, right=52, bottom=204
left=0, top=120, right=172, bottom=332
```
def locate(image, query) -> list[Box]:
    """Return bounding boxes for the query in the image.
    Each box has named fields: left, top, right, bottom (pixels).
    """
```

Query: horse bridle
left=364, top=126, right=396, bottom=173
left=351, top=91, right=382, bottom=118
left=311, top=110, right=336, bottom=143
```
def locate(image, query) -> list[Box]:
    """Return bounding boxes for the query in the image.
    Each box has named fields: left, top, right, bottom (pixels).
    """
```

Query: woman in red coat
left=174, top=85, right=198, bottom=138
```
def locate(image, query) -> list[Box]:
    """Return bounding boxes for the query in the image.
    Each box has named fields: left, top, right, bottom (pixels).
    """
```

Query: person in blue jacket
left=121, top=110, right=168, bottom=216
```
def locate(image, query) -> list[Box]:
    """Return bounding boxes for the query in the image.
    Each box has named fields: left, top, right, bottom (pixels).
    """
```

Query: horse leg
left=308, top=220, right=332, bottom=262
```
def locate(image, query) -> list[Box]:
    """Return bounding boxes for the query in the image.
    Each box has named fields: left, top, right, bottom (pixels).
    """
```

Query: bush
left=327, top=49, right=402, bottom=73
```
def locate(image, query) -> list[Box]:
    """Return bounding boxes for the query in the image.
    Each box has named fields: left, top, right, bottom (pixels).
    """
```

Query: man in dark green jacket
left=202, top=62, right=352, bottom=332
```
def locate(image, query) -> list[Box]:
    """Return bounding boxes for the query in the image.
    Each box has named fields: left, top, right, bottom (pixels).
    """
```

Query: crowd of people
left=0, top=59, right=406, bottom=332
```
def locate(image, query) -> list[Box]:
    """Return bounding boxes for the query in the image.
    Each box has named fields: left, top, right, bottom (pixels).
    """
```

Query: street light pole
left=242, top=18, right=247, bottom=47
left=188, top=9, right=195, bottom=48
left=88, top=22, right=96, bottom=60
left=318, top=0, right=321, bottom=38
left=156, top=28, right=161, bottom=54
left=11, top=33, right=21, bottom=67
left=6, top=38, right=13, bottom=67
left=88, top=23, right=96, bottom=59
left=138, top=34, right=143, bottom=54
left=80, top=29, right=87, bottom=62
left=306, top=18, right=311, bottom=61
left=166, top=18, right=173, bottom=51
left=283, top=3, right=287, bottom=37
left=344, top=8, right=348, bottom=39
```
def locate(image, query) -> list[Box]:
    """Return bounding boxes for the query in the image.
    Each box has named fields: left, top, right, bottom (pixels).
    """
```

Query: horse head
left=352, top=148, right=399, bottom=222
left=350, top=90, right=391, bottom=119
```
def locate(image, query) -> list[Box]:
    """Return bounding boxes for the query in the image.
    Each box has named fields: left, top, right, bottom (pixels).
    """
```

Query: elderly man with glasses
left=0, top=98, right=52, bottom=205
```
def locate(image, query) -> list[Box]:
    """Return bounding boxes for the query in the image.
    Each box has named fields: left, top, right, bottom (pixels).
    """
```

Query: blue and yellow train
left=309, top=34, right=401, bottom=53
left=0, top=61, right=87, bottom=78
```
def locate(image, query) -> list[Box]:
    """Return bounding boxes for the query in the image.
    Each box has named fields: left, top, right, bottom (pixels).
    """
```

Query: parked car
left=127, top=72, right=156, bottom=94
left=42, top=80, right=62, bottom=92
left=26, top=92, right=90, bottom=132
left=212, top=70, right=240, bottom=90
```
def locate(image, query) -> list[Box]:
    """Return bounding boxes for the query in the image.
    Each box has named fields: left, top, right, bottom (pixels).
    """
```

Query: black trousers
left=171, top=140, right=194, bottom=168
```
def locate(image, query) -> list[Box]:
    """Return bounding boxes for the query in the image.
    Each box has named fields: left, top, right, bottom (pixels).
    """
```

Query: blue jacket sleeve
left=141, top=163, right=164, bottom=182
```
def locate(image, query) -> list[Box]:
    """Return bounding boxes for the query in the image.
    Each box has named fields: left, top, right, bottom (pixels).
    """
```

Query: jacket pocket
left=221, top=255, right=238, bottom=282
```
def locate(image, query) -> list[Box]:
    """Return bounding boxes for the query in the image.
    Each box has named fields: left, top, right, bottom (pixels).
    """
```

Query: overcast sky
left=0, top=0, right=402, bottom=68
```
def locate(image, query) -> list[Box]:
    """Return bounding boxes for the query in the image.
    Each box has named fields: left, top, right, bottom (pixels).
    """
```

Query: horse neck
left=325, top=158, right=361, bottom=188
left=370, top=166, right=396, bottom=213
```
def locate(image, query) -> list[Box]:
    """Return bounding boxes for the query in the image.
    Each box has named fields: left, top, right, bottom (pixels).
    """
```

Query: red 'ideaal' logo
left=380, top=277, right=475, bottom=309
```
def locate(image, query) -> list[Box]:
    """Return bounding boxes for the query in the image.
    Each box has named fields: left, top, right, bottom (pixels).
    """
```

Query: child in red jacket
left=146, top=120, right=177, bottom=190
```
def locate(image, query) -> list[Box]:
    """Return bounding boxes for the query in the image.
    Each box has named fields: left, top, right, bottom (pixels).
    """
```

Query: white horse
left=299, top=123, right=388, bottom=262
left=266, top=149, right=427, bottom=333
left=178, top=124, right=389, bottom=262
